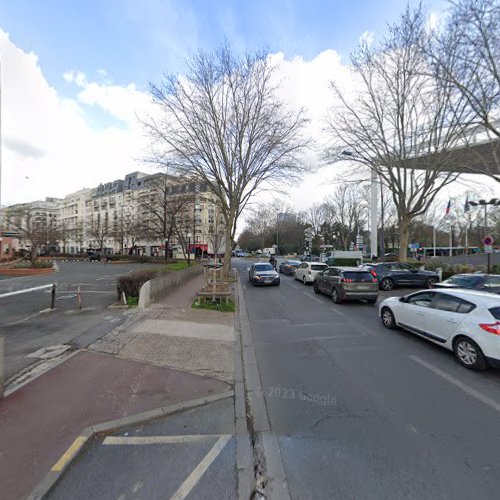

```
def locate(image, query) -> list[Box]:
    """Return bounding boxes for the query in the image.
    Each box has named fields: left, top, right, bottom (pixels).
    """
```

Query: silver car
left=313, top=266, right=379, bottom=304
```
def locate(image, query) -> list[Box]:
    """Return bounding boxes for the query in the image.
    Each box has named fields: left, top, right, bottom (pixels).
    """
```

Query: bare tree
left=88, top=212, right=110, bottom=251
left=321, top=185, right=367, bottom=250
left=427, top=0, right=500, bottom=181
left=139, top=174, right=194, bottom=262
left=326, top=6, right=470, bottom=261
left=4, top=205, right=50, bottom=262
left=145, top=43, right=309, bottom=276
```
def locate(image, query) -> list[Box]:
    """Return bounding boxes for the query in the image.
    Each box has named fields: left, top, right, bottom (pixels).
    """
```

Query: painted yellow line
left=51, top=436, right=88, bottom=472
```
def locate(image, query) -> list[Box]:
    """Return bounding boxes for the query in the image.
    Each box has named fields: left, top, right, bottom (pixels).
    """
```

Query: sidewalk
left=0, top=274, right=235, bottom=500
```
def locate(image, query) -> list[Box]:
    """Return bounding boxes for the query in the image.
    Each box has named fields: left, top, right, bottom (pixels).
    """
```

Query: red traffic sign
left=483, top=235, right=495, bottom=246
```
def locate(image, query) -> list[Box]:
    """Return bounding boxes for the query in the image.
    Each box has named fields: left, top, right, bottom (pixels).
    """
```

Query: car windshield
left=288, top=261, right=301, bottom=266
left=255, top=264, right=274, bottom=271
left=445, top=275, right=483, bottom=286
left=311, top=264, right=327, bottom=270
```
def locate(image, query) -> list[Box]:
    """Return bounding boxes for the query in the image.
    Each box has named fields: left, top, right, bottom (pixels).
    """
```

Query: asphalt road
left=49, top=398, right=237, bottom=500
left=236, top=257, right=500, bottom=499
left=0, top=261, right=163, bottom=380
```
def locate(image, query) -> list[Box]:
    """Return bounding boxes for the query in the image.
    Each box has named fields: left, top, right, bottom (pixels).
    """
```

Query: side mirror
left=410, top=269, right=418, bottom=273
left=399, top=296, right=406, bottom=302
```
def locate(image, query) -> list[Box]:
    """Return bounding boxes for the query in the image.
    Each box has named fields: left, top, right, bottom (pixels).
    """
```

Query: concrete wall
left=138, top=264, right=203, bottom=309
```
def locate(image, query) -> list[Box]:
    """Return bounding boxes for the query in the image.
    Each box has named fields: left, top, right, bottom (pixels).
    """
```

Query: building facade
left=2, top=172, right=226, bottom=258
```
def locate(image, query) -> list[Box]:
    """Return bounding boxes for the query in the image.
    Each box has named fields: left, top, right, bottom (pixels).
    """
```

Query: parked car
left=301, top=255, right=320, bottom=262
left=248, top=263, right=280, bottom=286
left=433, top=273, right=500, bottom=294
left=87, top=250, right=101, bottom=262
left=361, top=262, right=439, bottom=291
left=279, top=260, right=301, bottom=276
left=379, top=289, right=500, bottom=370
left=313, top=266, right=379, bottom=304
left=294, top=262, right=328, bottom=284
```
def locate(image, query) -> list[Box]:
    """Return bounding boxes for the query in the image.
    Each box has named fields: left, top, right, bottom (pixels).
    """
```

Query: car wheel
left=331, top=287, right=342, bottom=304
left=380, top=278, right=394, bottom=291
left=453, top=336, right=487, bottom=371
left=381, top=307, right=396, bottom=329
left=313, top=282, right=321, bottom=294
left=302, top=275, right=307, bottom=285
left=426, top=277, right=437, bottom=289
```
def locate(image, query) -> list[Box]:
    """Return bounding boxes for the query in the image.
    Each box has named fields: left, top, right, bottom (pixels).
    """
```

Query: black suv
left=361, top=262, right=439, bottom=291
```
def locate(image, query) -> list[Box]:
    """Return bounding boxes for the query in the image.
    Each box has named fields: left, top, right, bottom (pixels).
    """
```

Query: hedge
left=116, top=270, right=159, bottom=299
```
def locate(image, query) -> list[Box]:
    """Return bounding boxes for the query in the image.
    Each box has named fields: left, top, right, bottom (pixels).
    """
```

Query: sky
left=0, top=0, right=497, bottom=220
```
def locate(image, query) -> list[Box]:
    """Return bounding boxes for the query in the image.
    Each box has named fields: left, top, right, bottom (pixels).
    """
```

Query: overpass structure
left=367, top=122, right=500, bottom=258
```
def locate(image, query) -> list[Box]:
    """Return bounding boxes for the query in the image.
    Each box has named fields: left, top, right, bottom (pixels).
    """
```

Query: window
left=484, top=276, right=500, bottom=288
left=327, top=268, right=339, bottom=276
left=407, top=292, right=435, bottom=307
left=300, top=263, right=308, bottom=269
left=489, top=307, right=500, bottom=320
left=431, top=294, right=474, bottom=313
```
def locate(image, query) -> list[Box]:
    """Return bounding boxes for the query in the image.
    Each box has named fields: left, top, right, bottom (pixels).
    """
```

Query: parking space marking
left=103, top=434, right=229, bottom=445
left=170, top=435, right=231, bottom=500
left=410, top=355, right=500, bottom=414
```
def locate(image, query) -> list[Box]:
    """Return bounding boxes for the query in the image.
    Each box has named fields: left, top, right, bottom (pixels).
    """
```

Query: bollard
left=436, top=267, right=443, bottom=282
left=0, top=335, right=4, bottom=399
left=77, top=285, right=82, bottom=310
left=51, top=284, right=56, bottom=309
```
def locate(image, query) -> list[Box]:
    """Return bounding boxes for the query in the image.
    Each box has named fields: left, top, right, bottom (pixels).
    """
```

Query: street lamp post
left=187, top=232, right=192, bottom=266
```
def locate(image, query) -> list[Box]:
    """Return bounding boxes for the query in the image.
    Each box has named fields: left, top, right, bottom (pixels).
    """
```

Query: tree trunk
left=398, top=218, right=410, bottom=262
left=223, top=225, right=232, bottom=279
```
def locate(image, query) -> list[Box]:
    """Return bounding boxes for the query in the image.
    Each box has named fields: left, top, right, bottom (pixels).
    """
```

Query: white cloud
left=0, top=28, right=154, bottom=206
left=1, top=27, right=495, bottom=218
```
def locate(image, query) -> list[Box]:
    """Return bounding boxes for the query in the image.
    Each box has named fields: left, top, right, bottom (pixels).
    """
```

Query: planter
left=0, top=267, right=55, bottom=277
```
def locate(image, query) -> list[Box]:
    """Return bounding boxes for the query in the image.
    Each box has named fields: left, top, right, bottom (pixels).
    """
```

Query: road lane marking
left=284, top=282, right=301, bottom=290
left=302, top=292, right=323, bottom=304
left=103, top=435, right=229, bottom=445
left=410, top=355, right=500, bottom=414
left=170, top=435, right=231, bottom=500
left=51, top=436, right=88, bottom=472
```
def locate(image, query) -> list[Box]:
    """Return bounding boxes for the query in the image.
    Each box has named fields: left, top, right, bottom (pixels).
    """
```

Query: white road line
left=410, top=355, right=500, bottom=414
left=302, top=292, right=324, bottom=304
left=103, top=435, right=229, bottom=445
left=170, top=435, right=231, bottom=500
left=284, top=281, right=301, bottom=290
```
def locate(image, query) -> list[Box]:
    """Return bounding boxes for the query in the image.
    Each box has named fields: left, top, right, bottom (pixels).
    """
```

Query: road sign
left=485, top=245, right=493, bottom=254
left=483, top=235, right=494, bottom=246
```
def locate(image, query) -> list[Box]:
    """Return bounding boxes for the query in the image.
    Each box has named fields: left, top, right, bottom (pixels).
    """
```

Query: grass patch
left=192, top=298, right=235, bottom=313
left=126, top=296, right=139, bottom=307
left=147, top=261, right=191, bottom=272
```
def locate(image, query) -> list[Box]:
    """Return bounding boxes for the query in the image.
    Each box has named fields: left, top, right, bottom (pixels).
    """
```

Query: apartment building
left=2, top=172, right=226, bottom=258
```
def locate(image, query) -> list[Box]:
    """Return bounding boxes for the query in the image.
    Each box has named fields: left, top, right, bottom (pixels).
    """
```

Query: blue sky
left=0, top=0, right=447, bottom=93
left=6, top=0, right=486, bottom=210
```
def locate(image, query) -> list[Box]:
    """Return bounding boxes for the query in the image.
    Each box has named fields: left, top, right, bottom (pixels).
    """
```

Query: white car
left=294, top=262, right=328, bottom=284
left=379, top=289, right=500, bottom=370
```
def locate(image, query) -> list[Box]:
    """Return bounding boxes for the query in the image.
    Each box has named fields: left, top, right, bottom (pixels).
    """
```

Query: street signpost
left=483, top=235, right=495, bottom=273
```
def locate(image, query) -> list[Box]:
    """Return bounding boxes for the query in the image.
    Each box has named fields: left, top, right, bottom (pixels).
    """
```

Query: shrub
left=116, top=270, right=158, bottom=298
left=12, top=260, right=53, bottom=269
left=328, top=258, right=360, bottom=267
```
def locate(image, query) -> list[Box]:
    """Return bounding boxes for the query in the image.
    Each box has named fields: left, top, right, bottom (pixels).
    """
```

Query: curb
left=233, top=271, right=255, bottom=499
left=27, top=390, right=234, bottom=500
left=237, top=275, right=291, bottom=499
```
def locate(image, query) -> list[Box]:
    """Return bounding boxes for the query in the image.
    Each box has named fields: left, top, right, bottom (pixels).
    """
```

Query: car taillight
left=371, top=270, right=378, bottom=277
left=372, top=278, right=378, bottom=283
left=341, top=278, right=353, bottom=283
left=479, top=322, right=500, bottom=335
